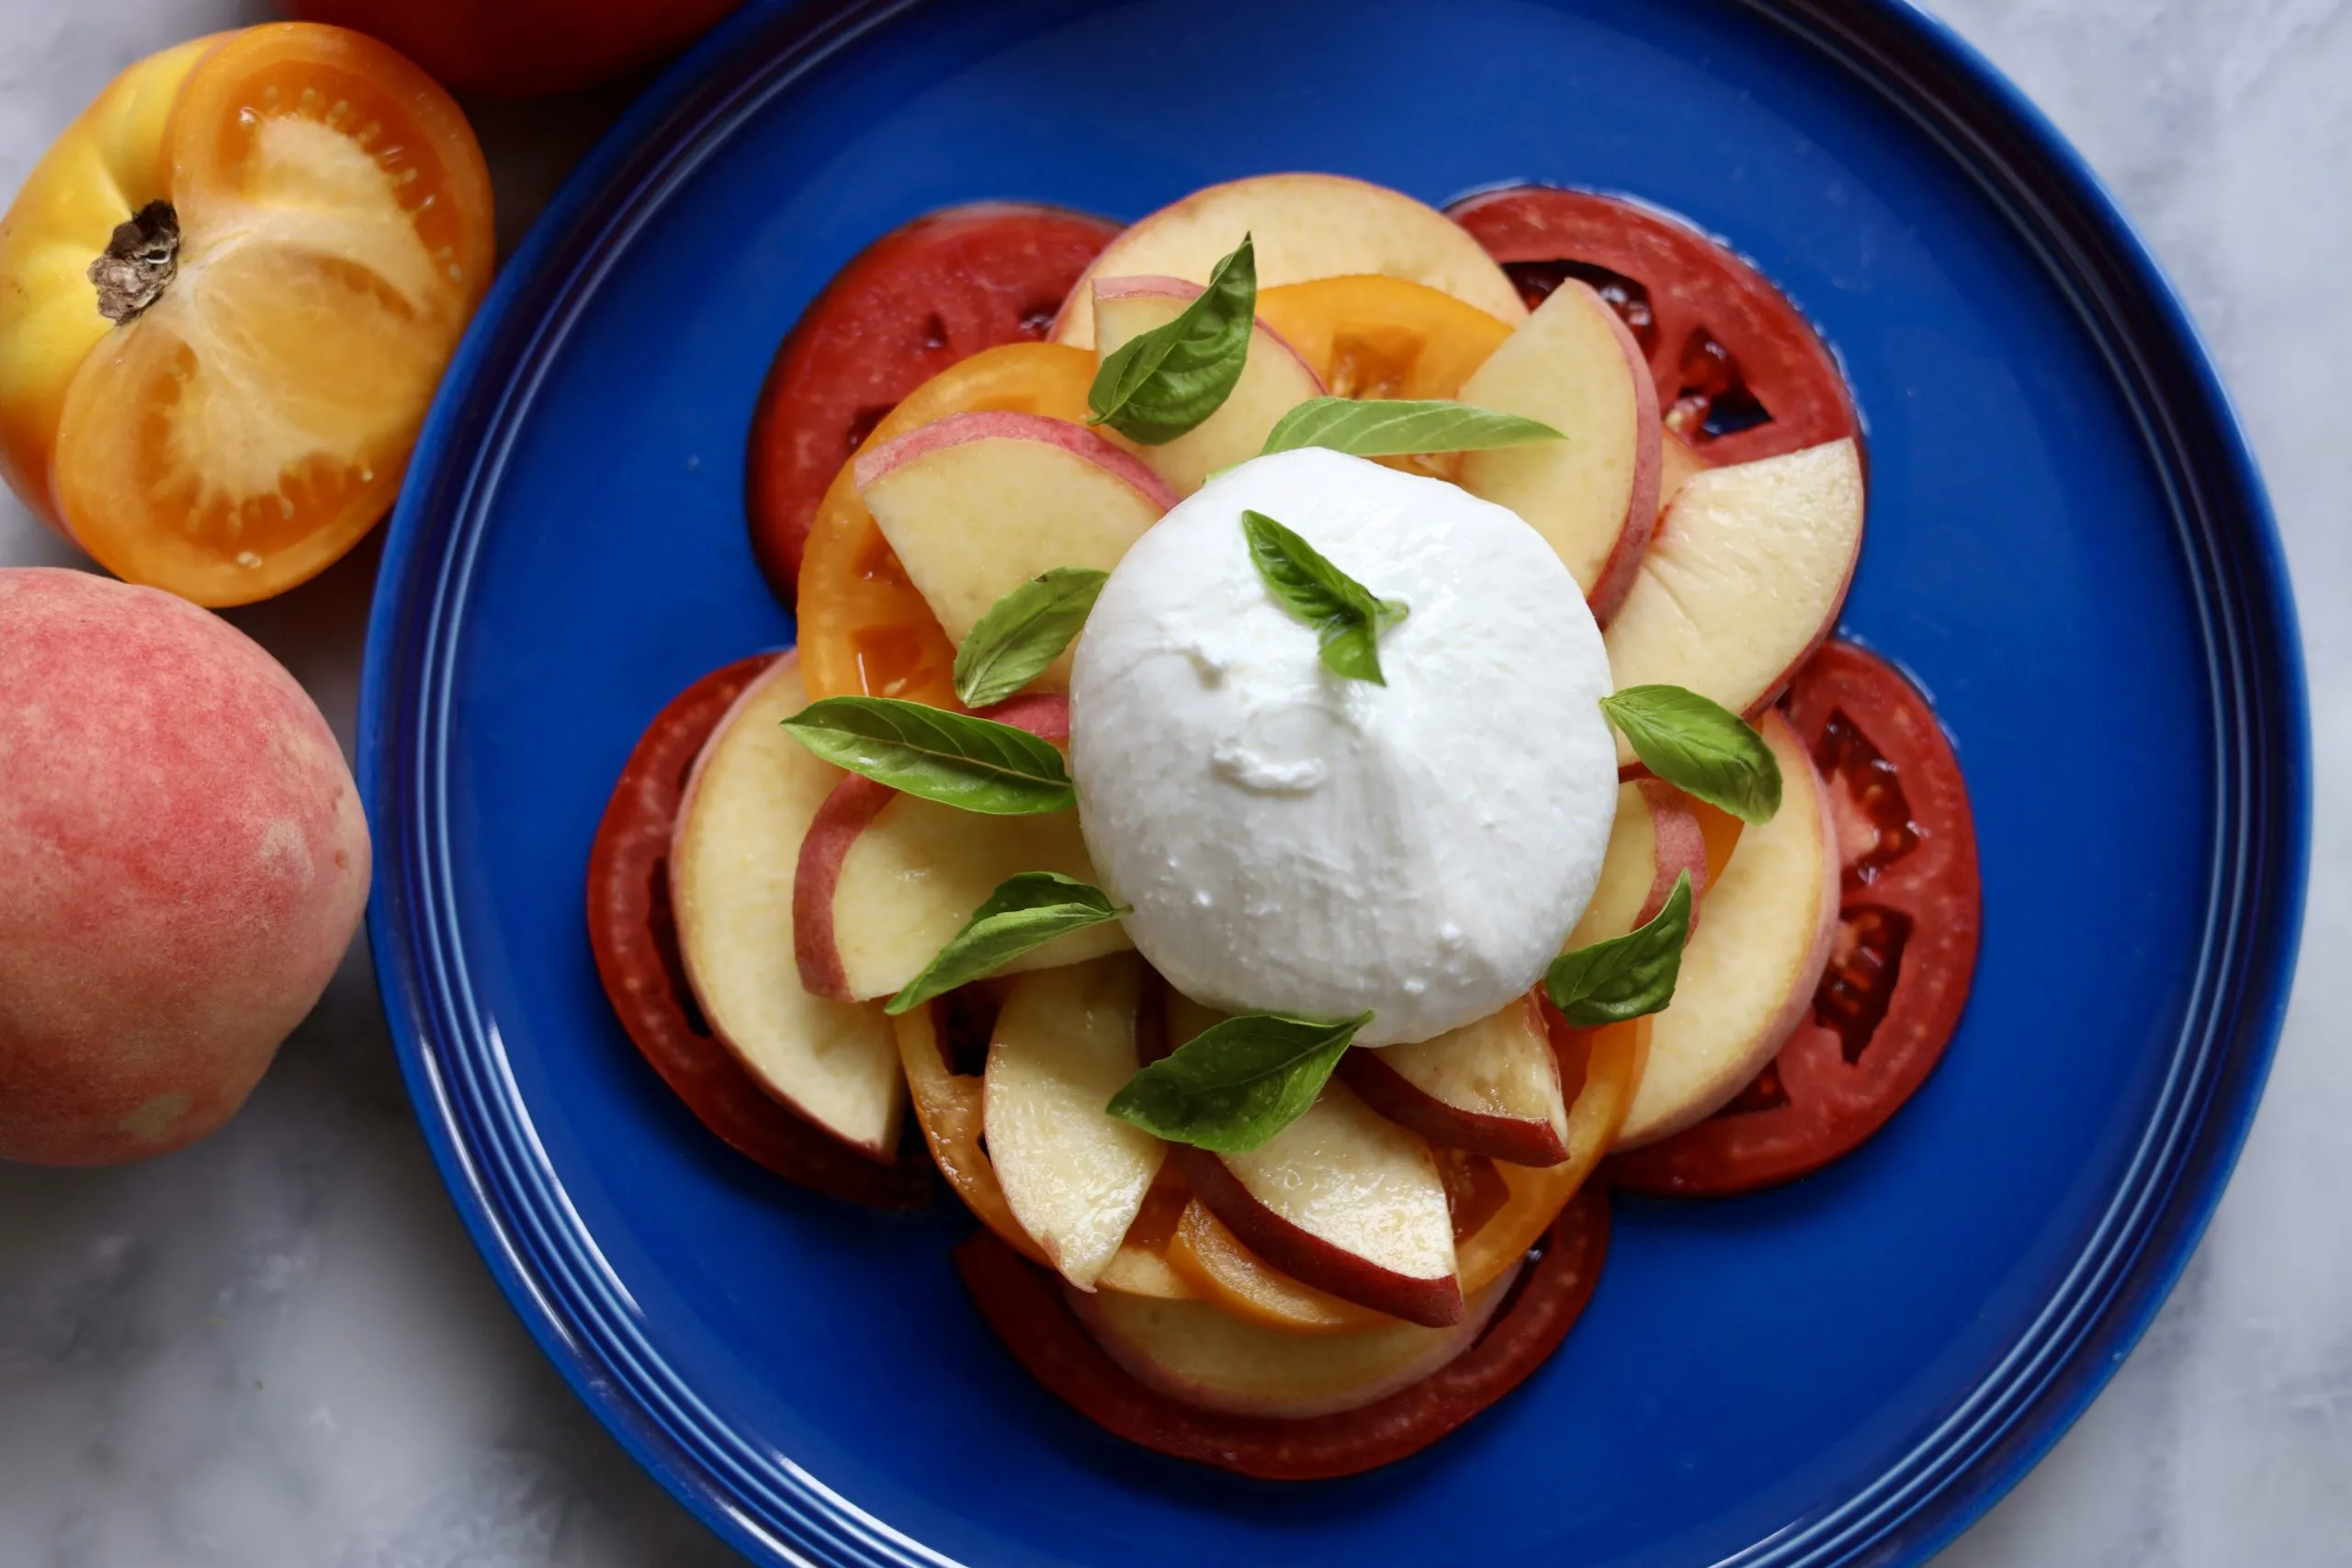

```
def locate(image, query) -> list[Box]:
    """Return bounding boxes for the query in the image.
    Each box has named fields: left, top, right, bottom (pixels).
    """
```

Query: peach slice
left=1602, top=437, right=1865, bottom=761
left=1091, top=277, right=1325, bottom=493
left=1340, top=994, right=1570, bottom=1167
left=794, top=778, right=1132, bottom=1004
left=1455, top=279, right=1662, bottom=621
left=1052, top=174, right=1525, bottom=349
left=1067, top=1260, right=1521, bottom=1419
left=1182, top=1081, right=1462, bottom=1328
left=1564, top=780, right=1713, bottom=949
left=1163, top=1199, right=1396, bottom=1335
left=670, top=654, right=903, bottom=1158
left=984, top=955, right=1166, bottom=1291
left=854, top=411, right=1175, bottom=658
left=1615, top=710, right=1840, bottom=1146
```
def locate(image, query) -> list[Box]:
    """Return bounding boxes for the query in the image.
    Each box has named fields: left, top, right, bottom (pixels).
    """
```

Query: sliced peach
left=670, top=653, right=903, bottom=1158
left=1052, top=174, right=1525, bottom=350
left=1091, top=277, right=1324, bottom=493
left=1183, top=1082, right=1462, bottom=1328
left=1603, top=437, right=1866, bottom=756
left=855, top=411, right=1174, bottom=656
left=1340, top=994, right=1570, bottom=1167
left=1565, top=780, right=1712, bottom=950
left=1456, top=279, right=1663, bottom=620
left=797, top=342, right=1096, bottom=706
left=1616, top=711, right=1840, bottom=1146
left=984, top=956, right=1165, bottom=1291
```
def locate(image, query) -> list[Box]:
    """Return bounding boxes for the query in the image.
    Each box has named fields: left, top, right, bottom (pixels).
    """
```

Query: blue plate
left=359, top=0, right=2308, bottom=1562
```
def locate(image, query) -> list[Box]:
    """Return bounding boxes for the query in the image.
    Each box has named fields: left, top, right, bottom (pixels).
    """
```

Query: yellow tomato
left=795, top=342, right=1096, bottom=706
left=0, top=24, right=493, bottom=605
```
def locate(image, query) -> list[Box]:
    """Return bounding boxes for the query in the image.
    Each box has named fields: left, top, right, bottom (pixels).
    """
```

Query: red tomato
left=1608, top=641, right=1981, bottom=1196
left=1449, top=186, right=1858, bottom=468
left=745, top=203, right=1123, bottom=604
left=954, top=1187, right=1611, bottom=1480
left=586, top=654, right=932, bottom=1208
left=288, top=0, right=746, bottom=97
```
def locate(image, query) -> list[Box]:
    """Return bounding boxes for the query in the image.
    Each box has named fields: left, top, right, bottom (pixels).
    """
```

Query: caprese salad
left=586, top=174, right=1981, bottom=1480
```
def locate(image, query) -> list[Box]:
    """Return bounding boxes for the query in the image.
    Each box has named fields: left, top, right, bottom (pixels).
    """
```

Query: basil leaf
left=1106, top=1010, right=1373, bottom=1152
left=1241, top=509, right=1408, bottom=685
left=885, top=873, right=1129, bottom=1014
left=1087, top=235, right=1256, bottom=445
left=953, top=568, right=1108, bottom=708
left=1259, top=397, right=1564, bottom=458
left=781, top=696, right=1073, bottom=815
left=1546, top=872, right=1694, bottom=1025
left=1600, top=685, right=1782, bottom=823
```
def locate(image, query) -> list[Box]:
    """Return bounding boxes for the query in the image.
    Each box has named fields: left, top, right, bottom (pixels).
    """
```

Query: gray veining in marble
left=1, top=1, right=2344, bottom=1562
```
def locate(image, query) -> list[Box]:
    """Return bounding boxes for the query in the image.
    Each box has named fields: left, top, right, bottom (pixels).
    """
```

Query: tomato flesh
left=1448, top=186, right=1856, bottom=468
left=747, top=203, right=1121, bottom=604
left=585, top=655, right=932, bottom=1208
left=1607, top=641, right=1980, bottom=1195
left=956, top=1186, right=1609, bottom=1480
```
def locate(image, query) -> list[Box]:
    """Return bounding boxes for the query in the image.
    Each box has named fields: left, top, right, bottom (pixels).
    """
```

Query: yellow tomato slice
left=39, top=25, right=492, bottom=604
left=1254, top=275, right=1514, bottom=401
left=1456, top=1016, right=1648, bottom=1296
left=796, top=342, right=1095, bottom=705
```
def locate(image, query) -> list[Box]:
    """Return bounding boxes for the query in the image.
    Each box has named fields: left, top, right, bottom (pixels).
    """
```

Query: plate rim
left=356, top=1, right=2311, bottom=1563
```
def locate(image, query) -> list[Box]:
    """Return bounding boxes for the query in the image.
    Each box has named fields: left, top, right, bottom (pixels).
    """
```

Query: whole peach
left=0, top=569, right=370, bottom=1164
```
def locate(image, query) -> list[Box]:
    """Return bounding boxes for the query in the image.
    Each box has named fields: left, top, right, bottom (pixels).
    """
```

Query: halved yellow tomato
left=0, top=24, right=492, bottom=605
left=796, top=342, right=1094, bottom=705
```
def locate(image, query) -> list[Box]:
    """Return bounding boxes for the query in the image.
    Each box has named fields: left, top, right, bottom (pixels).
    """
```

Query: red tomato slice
left=745, top=203, right=1123, bottom=604
left=954, top=1186, right=1610, bottom=1480
left=1448, top=186, right=1857, bottom=468
left=586, top=655, right=932, bottom=1208
left=1608, top=641, right=1981, bottom=1196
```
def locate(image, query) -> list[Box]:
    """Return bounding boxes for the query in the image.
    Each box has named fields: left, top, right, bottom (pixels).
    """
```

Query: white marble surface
left=0, top=0, right=2344, bottom=1562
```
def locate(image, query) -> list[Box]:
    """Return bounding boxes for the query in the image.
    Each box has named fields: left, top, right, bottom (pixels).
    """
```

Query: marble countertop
left=2, top=1, right=2344, bottom=1562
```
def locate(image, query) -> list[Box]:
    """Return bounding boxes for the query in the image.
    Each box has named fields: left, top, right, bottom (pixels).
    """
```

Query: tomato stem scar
left=88, top=200, right=179, bottom=323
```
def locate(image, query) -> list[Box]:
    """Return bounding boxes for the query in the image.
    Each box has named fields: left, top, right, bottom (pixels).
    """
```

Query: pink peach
left=0, top=569, right=370, bottom=1165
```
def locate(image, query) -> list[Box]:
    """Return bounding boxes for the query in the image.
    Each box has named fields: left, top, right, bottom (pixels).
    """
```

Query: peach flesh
left=0, top=569, right=370, bottom=1165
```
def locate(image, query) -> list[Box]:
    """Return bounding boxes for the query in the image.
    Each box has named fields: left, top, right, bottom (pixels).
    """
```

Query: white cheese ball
left=1069, top=448, right=1618, bottom=1046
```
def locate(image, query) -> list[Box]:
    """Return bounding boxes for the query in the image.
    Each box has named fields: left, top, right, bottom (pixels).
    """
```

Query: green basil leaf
left=1087, top=235, right=1256, bottom=445
left=1546, top=872, right=1694, bottom=1025
left=885, top=873, right=1129, bottom=1014
left=781, top=696, right=1074, bottom=815
left=952, top=568, right=1108, bottom=708
left=1240, top=509, right=1408, bottom=686
left=1600, top=685, right=1783, bottom=823
left=1259, top=397, right=1564, bottom=458
left=1106, top=1010, right=1372, bottom=1152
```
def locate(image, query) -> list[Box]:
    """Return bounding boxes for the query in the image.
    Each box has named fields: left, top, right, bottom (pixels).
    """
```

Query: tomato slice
left=747, top=203, right=1121, bottom=604
left=1607, top=641, right=1980, bottom=1196
left=955, top=1185, right=1610, bottom=1480
left=52, top=24, right=493, bottom=605
left=1447, top=186, right=1856, bottom=468
left=795, top=341, right=1097, bottom=707
left=1252, top=275, right=1512, bottom=401
left=585, top=655, right=932, bottom=1208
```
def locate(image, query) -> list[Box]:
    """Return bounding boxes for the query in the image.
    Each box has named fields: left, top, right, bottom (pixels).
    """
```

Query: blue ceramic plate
left=359, top=1, right=2307, bottom=1563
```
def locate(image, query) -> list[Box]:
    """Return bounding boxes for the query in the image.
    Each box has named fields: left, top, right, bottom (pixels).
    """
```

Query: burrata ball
left=1068, top=448, right=1617, bottom=1045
